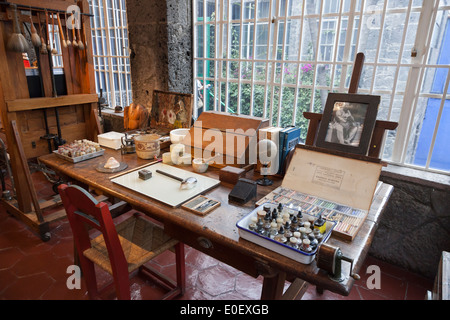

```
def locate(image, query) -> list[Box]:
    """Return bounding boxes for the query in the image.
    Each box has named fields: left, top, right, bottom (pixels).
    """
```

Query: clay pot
left=134, top=134, right=161, bottom=159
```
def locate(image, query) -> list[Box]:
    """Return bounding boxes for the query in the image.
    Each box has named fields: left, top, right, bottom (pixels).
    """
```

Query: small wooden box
left=182, top=111, right=269, bottom=168
left=219, top=166, right=246, bottom=185
left=256, top=145, right=383, bottom=241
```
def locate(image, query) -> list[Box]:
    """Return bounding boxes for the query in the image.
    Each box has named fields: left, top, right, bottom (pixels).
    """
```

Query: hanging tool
left=71, top=12, right=78, bottom=48
left=57, top=13, right=66, bottom=48
left=45, top=9, right=51, bottom=52
left=83, top=17, right=88, bottom=49
left=65, top=12, right=71, bottom=46
left=50, top=12, right=57, bottom=55
left=7, top=4, right=29, bottom=52
left=77, top=16, right=84, bottom=50
left=29, top=11, right=41, bottom=48
left=42, top=10, right=66, bottom=148
left=23, top=18, right=55, bottom=153
left=38, top=12, right=47, bottom=54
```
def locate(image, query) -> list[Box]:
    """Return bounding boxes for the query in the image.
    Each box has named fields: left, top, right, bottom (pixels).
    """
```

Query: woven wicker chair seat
left=83, top=215, right=178, bottom=274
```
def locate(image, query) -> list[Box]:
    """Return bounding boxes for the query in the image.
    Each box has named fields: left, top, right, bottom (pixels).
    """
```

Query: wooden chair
left=58, top=184, right=185, bottom=300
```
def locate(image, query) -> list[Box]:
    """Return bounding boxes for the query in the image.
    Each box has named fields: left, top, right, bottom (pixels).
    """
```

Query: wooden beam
left=6, top=93, right=98, bottom=112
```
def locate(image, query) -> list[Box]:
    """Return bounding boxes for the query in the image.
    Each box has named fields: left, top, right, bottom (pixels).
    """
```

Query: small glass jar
left=271, top=208, right=278, bottom=220
left=288, top=237, right=299, bottom=249
left=284, top=221, right=293, bottom=239
left=313, top=228, right=324, bottom=242
left=274, top=233, right=287, bottom=244
left=301, top=238, right=312, bottom=253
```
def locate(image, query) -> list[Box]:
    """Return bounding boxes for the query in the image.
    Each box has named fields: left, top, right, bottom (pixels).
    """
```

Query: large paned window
left=193, top=0, right=450, bottom=174
left=89, top=0, right=132, bottom=109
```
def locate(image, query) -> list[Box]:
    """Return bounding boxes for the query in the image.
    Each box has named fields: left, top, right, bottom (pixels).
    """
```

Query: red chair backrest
left=58, top=184, right=128, bottom=275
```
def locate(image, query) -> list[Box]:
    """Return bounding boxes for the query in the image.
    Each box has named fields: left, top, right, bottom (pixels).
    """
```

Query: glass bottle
left=274, top=226, right=287, bottom=244
left=284, top=221, right=293, bottom=239
left=314, top=214, right=327, bottom=234
left=302, top=238, right=312, bottom=253
left=288, top=237, right=299, bottom=250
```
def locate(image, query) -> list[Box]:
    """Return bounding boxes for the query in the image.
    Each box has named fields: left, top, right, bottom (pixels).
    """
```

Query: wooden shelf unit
left=0, top=0, right=102, bottom=241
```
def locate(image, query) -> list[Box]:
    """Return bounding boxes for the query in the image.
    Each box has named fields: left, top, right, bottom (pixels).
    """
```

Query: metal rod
left=0, top=1, right=93, bottom=17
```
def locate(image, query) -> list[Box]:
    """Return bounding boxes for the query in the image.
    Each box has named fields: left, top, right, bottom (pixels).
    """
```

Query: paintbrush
left=29, top=12, right=41, bottom=48
left=71, top=13, right=78, bottom=48
left=45, top=9, right=51, bottom=51
left=57, top=13, right=66, bottom=48
left=65, top=12, right=71, bottom=46
left=50, top=12, right=57, bottom=54
left=38, top=12, right=47, bottom=54
left=7, top=4, right=29, bottom=53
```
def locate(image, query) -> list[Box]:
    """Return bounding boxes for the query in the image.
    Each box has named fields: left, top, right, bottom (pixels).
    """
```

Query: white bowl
left=170, top=128, right=190, bottom=144
left=192, top=158, right=208, bottom=173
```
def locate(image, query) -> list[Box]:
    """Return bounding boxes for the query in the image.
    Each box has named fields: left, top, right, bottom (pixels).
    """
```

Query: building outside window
left=193, top=0, right=450, bottom=174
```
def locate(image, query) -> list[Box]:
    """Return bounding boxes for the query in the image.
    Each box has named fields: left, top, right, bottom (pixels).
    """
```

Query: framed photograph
left=315, top=93, right=380, bottom=155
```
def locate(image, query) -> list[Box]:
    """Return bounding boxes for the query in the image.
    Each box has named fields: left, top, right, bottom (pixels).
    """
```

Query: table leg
left=260, top=271, right=286, bottom=300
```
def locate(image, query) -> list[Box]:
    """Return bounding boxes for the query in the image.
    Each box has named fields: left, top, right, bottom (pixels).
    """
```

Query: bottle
left=274, top=226, right=287, bottom=244
left=277, top=203, right=283, bottom=214
left=290, top=216, right=300, bottom=233
left=284, top=221, right=293, bottom=239
left=256, top=218, right=265, bottom=236
left=271, top=208, right=278, bottom=221
left=314, top=214, right=327, bottom=234
left=313, top=228, right=324, bottom=243
left=308, top=233, right=318, bottom=251
left=302, top=238, right=312, bottom=253
left=288, top=237, right=299, bottom=250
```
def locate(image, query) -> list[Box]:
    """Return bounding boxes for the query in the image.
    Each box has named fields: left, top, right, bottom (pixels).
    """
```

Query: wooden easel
left=0, top=1, right=102, bottom=241
left=303, top=52, right=398, bottom=159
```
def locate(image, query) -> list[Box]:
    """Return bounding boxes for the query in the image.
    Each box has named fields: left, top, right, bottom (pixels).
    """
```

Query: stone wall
left=371, top=166, right=450, bottom=279
left=126, top=0, right=192, bottom=108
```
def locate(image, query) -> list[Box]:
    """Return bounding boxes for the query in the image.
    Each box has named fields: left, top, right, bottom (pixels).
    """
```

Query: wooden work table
left=38, top=148, right=393, bottom=300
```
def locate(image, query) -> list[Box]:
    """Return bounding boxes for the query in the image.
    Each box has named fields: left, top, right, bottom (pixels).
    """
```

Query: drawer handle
left=197, top=237, right=213, bottom=249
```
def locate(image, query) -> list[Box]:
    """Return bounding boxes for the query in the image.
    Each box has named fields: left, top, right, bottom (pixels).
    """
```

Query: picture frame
left=150, top=90, right=193, bottom=130
left=315, top=93, right=380, bottom=155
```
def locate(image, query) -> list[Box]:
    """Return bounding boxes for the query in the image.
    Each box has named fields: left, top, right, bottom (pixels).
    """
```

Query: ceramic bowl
left=192, top=158, right=209, bottom=173
left=170, top=128, right=190, bottom=144
left=134, top=134, right=161, bottom=159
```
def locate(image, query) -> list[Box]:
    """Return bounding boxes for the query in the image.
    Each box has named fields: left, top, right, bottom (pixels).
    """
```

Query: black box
left=228, top=178, right=257, bottom=205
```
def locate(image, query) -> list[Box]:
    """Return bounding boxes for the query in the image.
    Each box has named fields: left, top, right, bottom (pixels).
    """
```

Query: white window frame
left=193, top=0, right=450, bottom=175
left=89, top=0, right=132, bottom=109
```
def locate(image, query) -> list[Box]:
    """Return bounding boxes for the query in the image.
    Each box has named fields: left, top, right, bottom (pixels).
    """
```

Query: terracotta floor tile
left=196, top=265, right=236, bottom=297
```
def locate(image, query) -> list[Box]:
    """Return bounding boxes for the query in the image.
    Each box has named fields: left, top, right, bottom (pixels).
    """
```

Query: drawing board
left=111, top=162, right=220, bottom=207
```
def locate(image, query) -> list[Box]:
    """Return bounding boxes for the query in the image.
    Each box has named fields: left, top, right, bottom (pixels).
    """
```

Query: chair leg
left=175, top=242, right=186, bottom=295
left=113, top=270, right=132, bottom=300
left=78, top=257, right=100, bottom=299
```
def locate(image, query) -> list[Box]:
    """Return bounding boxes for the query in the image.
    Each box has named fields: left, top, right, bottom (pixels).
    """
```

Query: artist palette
left=256, top=186, right=373, bottom=240
left=237, top=203, right=336, bottom=264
